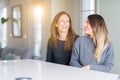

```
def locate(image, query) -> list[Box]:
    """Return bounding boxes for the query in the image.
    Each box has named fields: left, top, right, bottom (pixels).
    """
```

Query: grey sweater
left=70, top=36, right=114, bottom=72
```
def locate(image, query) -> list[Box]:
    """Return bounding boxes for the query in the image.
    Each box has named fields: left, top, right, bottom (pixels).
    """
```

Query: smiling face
left=84, top=19, right=94, bottom=38
left=56, top=14, right=70, bottom=34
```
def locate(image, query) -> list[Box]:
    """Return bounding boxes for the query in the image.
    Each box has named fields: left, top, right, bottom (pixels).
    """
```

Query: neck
left=58, top=32, right=68, bottom=41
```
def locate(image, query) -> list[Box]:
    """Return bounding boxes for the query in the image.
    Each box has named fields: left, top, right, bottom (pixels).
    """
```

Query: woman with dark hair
left=70, top=14, right=114, bottom=72
left=46, top=11, right=78, bottom=65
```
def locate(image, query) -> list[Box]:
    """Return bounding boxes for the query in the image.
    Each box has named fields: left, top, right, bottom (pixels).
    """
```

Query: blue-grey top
left=70, top=36, right=114, bottom=72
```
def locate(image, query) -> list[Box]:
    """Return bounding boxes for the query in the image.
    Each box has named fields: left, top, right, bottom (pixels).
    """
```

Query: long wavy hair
left=88, top=14, right=110, bottom=63
left=50, top=11, right=76, bottom=50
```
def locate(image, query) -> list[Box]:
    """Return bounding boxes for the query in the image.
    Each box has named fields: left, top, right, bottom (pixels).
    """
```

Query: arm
left=90, top=43, right=114, bottom=72
left=46, top=39, right=53, bottom=62
left=69, top=38, right=82, bottom=67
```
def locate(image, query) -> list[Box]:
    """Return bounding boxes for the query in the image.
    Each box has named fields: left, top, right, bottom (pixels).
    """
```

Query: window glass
left=81, top=0, right=96, bottom=35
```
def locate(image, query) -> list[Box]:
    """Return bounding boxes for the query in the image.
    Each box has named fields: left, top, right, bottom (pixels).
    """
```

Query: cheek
left=84, top=25, right=89, bottom=31
left=89, top=27, right=93, bottom=32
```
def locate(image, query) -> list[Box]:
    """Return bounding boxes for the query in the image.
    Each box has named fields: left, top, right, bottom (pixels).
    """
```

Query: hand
left=81, top=65, right=91, bottom=70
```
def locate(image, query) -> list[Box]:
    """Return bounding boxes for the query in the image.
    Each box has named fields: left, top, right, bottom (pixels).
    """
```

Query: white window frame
left=80, top=0, right=96, bottom=35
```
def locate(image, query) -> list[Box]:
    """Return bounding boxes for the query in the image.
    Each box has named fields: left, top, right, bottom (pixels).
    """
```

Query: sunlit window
left=0, top=8, right=7, bottom=48
left=80, top=0, right=96, bottom=35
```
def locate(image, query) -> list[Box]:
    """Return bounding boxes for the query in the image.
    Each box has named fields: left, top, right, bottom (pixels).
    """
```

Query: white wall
left=98, top=0, right=120, bottom=74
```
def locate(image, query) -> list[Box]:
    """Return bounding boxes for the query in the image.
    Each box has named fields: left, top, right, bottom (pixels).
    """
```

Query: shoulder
left=75, top=34, right=79, bottom=38
left=47, top=38, right=53, bottom=47
left=106, top=42, right=114, bottom=52
left=48, top=38, right=51, bottom=43
left=74, top=36, right=92, bottom=45
left=74, top=34, right=79, bottom=41
left=102, top=42, right=114, bottom=57
left=76, top=36, right=92, bottom=42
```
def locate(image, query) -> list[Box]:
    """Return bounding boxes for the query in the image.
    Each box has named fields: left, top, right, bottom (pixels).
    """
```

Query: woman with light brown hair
left=46, top=11, right=78, bottom=65
left=70, top=14, right=114, bottom=72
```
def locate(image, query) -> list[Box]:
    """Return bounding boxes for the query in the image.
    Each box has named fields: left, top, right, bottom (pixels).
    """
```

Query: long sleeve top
left=46, top=35, right=78, bottom=65
left=69, top=36, right=114, bottom=72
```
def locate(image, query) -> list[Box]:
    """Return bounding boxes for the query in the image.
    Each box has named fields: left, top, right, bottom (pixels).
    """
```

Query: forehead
left=59, top=14, right=69, bottom=19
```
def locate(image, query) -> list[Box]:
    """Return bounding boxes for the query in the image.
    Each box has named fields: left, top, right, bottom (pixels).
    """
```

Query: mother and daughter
left=46, top=11, right=114, bottom=73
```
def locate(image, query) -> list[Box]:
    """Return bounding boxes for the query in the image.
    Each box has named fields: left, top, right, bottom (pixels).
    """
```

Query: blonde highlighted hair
left=88, top=14, right=110, bottom=63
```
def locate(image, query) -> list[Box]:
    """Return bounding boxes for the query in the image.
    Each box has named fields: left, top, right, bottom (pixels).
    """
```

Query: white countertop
left=0, top=59, right=119, bottom=80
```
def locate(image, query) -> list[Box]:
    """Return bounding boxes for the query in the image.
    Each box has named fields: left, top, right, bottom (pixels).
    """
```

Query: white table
left=0, top=59, right=119, bottom=80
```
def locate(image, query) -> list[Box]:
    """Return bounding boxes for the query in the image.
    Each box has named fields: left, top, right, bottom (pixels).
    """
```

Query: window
left=0, top=8, right=7, bottom=48
left=80, top=0, right=96, bottom=35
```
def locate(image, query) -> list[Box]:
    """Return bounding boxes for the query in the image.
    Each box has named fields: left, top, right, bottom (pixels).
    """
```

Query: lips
left=84, top=27, right=88, bottom=31
left=62, top=26, right=68, bottom=29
